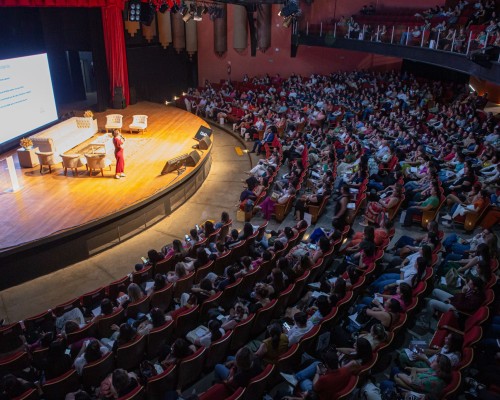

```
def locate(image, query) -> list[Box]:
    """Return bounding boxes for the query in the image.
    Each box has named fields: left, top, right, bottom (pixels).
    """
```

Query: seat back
left=198, top=383, right=233, bottom=400
left=0, top=352, right=31, bottom=377
left=273, top=284, right=294, bottom=318
left=81, top=352, right=115, bottom=389
left=154, top=255, right=177, bottom=275
left=97, top=307, right=125, bottom=338
left=242, top=364, right=275, bottom=400
left=35, top=151, right=57, bottom=166
left=146, top=364, right=177, bottom=398
left=337, top=374, right=359, bottom=400
left=126, top=295, right=151, bottom=319
left=173, top=272, right=195, bottom=299
left=441, top=370, right=462, bottom=399
left=199, top=292, right=224, bottom=322
left=116, top=335, right=146, bottom=371
left=132, top=115, right=148, bottom=125
left=230, top=315, right=255, bottom=353
left=205, top=331, right=233, bottom=370
left=132, top=265, right=153, bottom=286
left=106, top=275, right=131, bottom=300
left=66, top=322, right=98, bottom=345
left=116, top=385, right=145, bottom=400
left=288, top=270, right=310, bottom=306
left=251, top=299, right=277, bottom=336
left=219, top=278, right=243, bottom=310
left=194, top=260, right=215, bottom=284
left=174, top=305, right=200, bottom=338
left=177, top=347, right=207, bottom=391
left=12, top=389, right=39, bottom=400
left=150, top=283, right=173, bottom=312
left=106, top=114, right=123, bottom=125
left=0, top=323, right=25, bottom=354
left=146, top=320, right=174, bottom=359
left=81, top=287, right=106, bottom=310
left=52, top=298, right=81, bottom=317
left=85, top=154, right=107, bottom=170
left=42, top=369, right=80, bottom=400
left=61, top=154, right=83, bottom=168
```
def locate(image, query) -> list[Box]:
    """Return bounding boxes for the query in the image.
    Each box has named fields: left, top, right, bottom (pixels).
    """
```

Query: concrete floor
left=0, top=125, right=255, bottom=323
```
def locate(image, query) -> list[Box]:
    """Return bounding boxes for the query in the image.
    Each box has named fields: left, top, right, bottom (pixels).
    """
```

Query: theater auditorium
left=0, top=0, right=498, bottom=399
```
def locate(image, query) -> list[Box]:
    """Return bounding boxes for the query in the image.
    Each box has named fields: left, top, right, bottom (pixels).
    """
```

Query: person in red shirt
left=280, top=349, right=352, bottom=398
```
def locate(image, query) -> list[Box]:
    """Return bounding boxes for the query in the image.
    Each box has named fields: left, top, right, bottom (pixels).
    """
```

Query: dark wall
left=0, top=7, right=108, bottom=112
left=401, top=59, right=469, bottom=84
left=126, top=25, right=197, bottom=104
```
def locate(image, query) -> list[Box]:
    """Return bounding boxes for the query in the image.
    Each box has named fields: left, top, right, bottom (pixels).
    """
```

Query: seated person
left=279, top=347, right=353, bottom=397
left=287, top=311, right=314, bottom=346
left=214, top=347, right=263, bottom=391
left=254, top=322, right=289, bottom=365
left=380, top=355, right=452, bottom=400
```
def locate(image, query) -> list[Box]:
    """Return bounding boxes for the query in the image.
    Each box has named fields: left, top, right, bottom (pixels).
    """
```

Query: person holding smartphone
left=280, top=349, right=352, bottom=397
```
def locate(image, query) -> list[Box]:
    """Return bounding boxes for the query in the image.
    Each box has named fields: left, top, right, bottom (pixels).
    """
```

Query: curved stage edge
left=0, top=106, right=212, bottom=290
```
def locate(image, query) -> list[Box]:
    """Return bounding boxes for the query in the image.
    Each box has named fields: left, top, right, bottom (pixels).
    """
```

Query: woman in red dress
left=113, top=129, right=125, bottom=179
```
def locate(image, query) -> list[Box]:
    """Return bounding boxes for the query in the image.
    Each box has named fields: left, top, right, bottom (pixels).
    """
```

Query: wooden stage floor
left=0, top=103, right=210, bottom=251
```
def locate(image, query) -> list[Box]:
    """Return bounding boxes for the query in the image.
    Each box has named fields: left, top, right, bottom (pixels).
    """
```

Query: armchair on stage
left=105, top=114, right=123, bottom=133
left=85, top=154, right=112, bottom=177
left=128, top=115, right=148, bottom=134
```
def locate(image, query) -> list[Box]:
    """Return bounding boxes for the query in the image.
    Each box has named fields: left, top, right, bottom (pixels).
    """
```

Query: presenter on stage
left=113, top=129, right=126, bottom=179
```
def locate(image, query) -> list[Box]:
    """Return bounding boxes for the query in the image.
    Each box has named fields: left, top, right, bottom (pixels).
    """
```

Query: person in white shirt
left=74, top=339, right=109, bottom=375
left=287, top=311, right=314, bottom=346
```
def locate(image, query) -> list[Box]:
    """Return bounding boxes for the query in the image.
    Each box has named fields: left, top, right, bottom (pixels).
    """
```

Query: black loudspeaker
left=185, top=150, right=201, bottom=167
left=161, top=153, right=188, bottom=175
left=129, top=87, right=137, bottom=105
left=471, top=52, right=492, bottom=69
left=198, top=136, right=212, bottom=150
left=113, top=86, right=125, bottom=109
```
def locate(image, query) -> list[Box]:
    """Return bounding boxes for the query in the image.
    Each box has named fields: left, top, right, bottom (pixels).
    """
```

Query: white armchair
left=129, top=115, right=148, bottom=134
left=105, top=114, right=123, bottom=133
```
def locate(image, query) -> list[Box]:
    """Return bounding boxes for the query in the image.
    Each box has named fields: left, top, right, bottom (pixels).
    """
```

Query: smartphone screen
left=283, top=322, right=291, bottom=332
left=196, top=224, right=200, bottom=231
left=185, top=234, right=191, bottom=242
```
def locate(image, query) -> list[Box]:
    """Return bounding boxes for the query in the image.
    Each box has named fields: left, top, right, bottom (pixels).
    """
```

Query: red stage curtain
left=102, top=1, right=130, bottom=106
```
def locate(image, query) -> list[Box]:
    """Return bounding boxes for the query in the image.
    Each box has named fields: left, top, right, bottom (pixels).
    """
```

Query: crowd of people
left=1, top=67, right=499, bottom=400
left=331, top=0, right=500, bottom=56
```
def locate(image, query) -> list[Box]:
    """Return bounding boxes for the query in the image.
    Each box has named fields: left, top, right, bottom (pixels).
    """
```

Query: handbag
left=445, top=267, right=461, bottom=287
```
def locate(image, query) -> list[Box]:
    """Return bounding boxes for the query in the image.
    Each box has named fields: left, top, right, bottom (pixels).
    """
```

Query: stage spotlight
left=140, top=3, right=156, bottom=26
left=283, top=15, right=294, bottom=28
left=128, top=0, right=141, bottom=21
left=179, top=3, right=188, bottom=15
left=280, top=0, right=299, bottom=17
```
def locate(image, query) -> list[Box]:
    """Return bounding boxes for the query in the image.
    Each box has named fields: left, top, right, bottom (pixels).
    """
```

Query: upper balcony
left=294, top=12, right=500, bottom=84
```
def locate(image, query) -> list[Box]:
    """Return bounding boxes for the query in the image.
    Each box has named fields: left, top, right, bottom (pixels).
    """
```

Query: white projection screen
left=0, top=54, right=58, bottom=147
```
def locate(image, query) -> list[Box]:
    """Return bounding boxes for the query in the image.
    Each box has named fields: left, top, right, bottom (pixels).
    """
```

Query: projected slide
left=0, top=54, right=58, bottom=146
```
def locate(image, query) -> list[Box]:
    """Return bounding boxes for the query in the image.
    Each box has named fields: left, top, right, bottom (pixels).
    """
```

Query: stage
left=0, top=103, right=212, bottom=289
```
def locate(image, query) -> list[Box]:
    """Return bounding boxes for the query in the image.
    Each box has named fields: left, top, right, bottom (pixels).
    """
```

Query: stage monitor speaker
left=185, top=150, right=201, bottom=167
left=161, top=153, right=188, bottom=175
left=194, top=126, right=212, bottom=141
left=198, top=136, right=212, bottom=150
